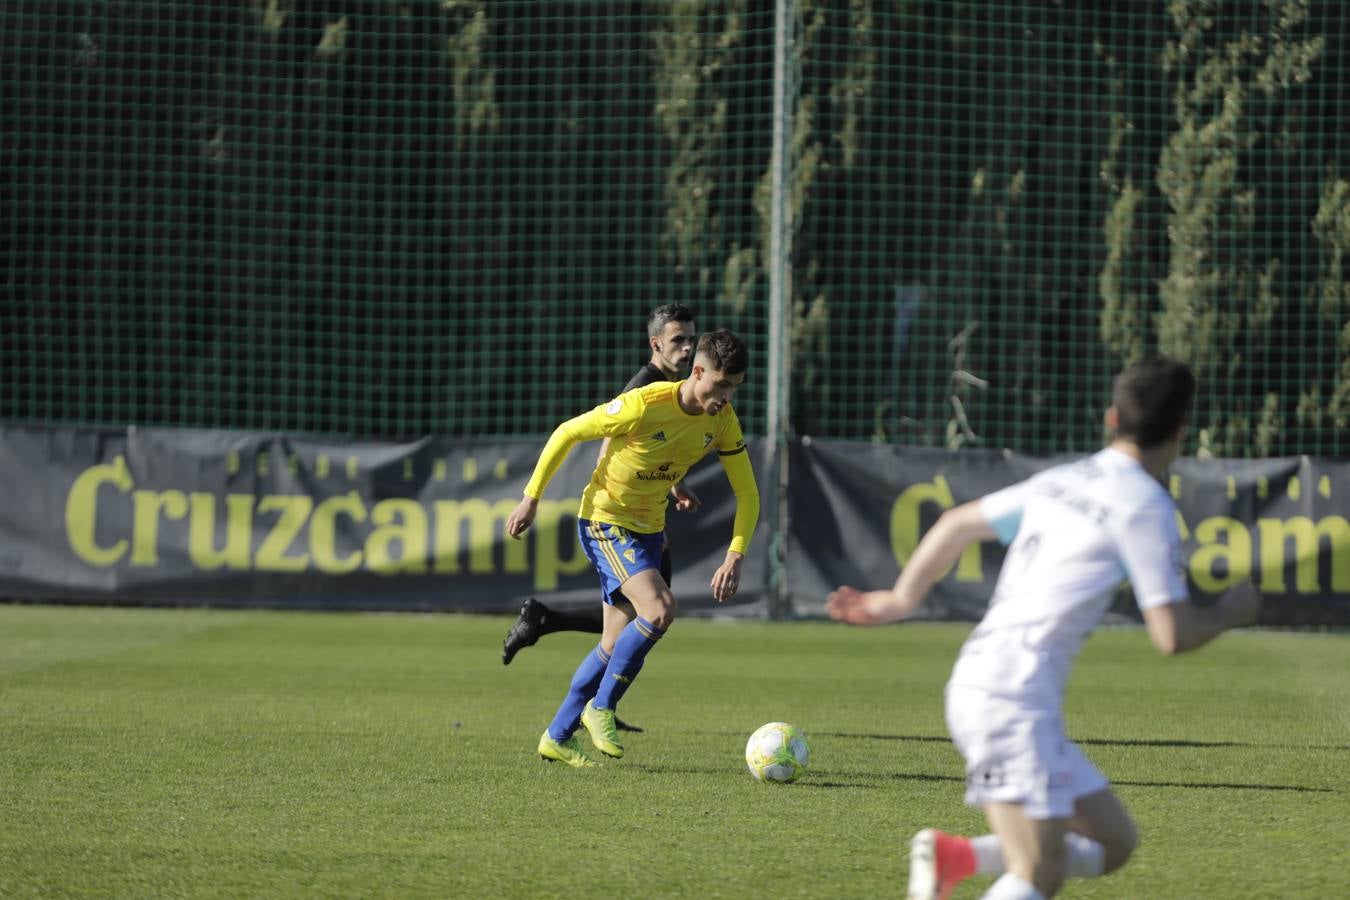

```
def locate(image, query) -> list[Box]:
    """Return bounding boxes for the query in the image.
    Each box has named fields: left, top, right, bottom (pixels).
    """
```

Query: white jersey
left=947, top=447, right=1187, bottom=706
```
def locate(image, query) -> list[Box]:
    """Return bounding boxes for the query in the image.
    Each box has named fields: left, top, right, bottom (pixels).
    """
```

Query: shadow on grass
left=625, top=763, right=962, bottom=790
left=634, top=760, right=1335, bottom=793
left=1111, top=778, right=1333, bottom=793
left=795, top=773, right=1334, bottom=793
left=791, top=771, right=966, bottom=790
left=703, top=734, right=1341, bottom=794
left=811, top=732, right=1350, bottom=752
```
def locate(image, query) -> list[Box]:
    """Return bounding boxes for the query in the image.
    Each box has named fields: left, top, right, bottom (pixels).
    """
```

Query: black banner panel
left=3, top=426, right=1346, bottom=626
left=788, top=442, right=1350, bottom=627
left=0, top=426, right=767, bottom=615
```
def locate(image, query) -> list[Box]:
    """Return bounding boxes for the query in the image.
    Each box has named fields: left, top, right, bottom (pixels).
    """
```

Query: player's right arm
left=828, top=500, right=998, bottom=626
left=506, top=395, right=643, bottom=539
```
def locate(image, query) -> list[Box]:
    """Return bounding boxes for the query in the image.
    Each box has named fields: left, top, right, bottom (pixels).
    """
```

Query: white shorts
left=944, top=684, right=1108, bottom=820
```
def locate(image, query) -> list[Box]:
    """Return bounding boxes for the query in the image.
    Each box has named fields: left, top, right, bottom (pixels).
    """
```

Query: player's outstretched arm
left=827, top=585, right=912, bottom=626
left=508, top=411, right=608, bottom=539
left=1141, top=580, right=1261, bottom=655
left=829, top=501, right=996, bottom=626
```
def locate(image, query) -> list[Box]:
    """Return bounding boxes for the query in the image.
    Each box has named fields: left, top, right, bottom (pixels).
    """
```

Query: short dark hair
left=695, top=328, right=749, bottom=376
left=647, top=303, right=696, bottom=338
left=1112, top=356, right=1197, bottom=448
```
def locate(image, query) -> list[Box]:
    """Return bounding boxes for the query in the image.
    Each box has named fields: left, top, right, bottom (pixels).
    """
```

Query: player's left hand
left=671, top=481, right=701, bottom=513
left=711, top=552, right=743, bottom=603
left=505, top=496, right=538, bottom=539
left=827, top=585, right=902, bottom=626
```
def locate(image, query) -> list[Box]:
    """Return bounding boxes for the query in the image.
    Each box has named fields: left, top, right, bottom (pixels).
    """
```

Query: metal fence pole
left=765, top=0, right=795, bottom=619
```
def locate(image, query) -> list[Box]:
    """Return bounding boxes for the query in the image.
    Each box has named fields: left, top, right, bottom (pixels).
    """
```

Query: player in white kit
left=828, top=357, right=1260, bottom=900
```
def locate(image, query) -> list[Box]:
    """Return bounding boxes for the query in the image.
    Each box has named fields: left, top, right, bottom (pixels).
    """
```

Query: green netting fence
left=5, top=1, right=1350, bottom=457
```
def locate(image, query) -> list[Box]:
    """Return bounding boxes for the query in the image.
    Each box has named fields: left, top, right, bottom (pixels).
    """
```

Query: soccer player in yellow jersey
left=506, top=329, right=759, bottom=767
left=500, top=304, right=701, bottom=675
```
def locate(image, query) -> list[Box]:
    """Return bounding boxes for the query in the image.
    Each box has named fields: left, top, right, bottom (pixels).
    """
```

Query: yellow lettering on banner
left=226, top=452, right=240, bottom=476
left=890, top=475, right=982, bottom=582
left=255, top=496, right=312, bottom=572
left=256, top=454, right=270, bottom=477
left=66, top=456, right=134, bottom=566
left=1257, top=516, right=1350, bottom=593
left=59, top=450, right=1350, bottom=597
left=1169, top=474, right=1181, bottom=500
left=431, top=498, right=527, bottom=575
left=1188, top=516, right=1250, bottom=593
left=311, top=491, right=366, bottom=574
left=131, top=489, right=189, bottom=566
left=367, top=499, right=428, bottom=574
left=494, top=458, right=509, bottom=480
left=531, top=499, right=589, bottom=591
left=187, top=493, right=254, bottom=570
left=403, top=458, right=415, bottom=482
left=1173, top=509, right=1191, bottom=542
left=481, top=497, right=528, bottom=575
left=288, top=455, right=301, bottom=477
left=431, top=501, right=464, bottom=574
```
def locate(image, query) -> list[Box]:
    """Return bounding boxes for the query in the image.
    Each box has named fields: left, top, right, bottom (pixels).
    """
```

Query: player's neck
left=676, top=379, right=702, bottom=415
left=1107, top=438, right=1174, bottom=479
left=648, top=356, right=678, bottom=381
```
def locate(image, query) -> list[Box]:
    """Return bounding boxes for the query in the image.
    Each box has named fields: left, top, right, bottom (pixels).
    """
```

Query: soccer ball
left=744, top=722, right=810, bottom=783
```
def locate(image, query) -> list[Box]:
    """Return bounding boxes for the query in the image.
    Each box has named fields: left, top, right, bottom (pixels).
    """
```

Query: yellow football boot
left=537, top=732, right=600, bottom=768
left=581, top=700, right=624, bottom=758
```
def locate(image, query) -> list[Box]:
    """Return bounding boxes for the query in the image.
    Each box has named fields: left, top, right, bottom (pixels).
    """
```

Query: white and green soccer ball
left=744, top=721, right=810, bottom=783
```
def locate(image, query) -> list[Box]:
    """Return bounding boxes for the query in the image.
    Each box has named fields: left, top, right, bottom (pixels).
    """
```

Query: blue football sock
left=546, top=645, right=610, bottom=741
left=593, top=616, right=664, bottom=711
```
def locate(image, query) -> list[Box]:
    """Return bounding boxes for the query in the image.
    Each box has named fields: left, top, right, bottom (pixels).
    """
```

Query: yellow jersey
left=523, top=380, right=759, bottom=553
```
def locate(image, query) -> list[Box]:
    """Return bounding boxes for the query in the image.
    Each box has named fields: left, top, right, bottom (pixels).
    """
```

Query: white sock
left=968, top=832, right=1104, bottom=879
left=1064, top=833, right=1105, bottom=877
left=971, top=834, right=1005, bottom=875
left=980, top=873, right=1046, bottom=900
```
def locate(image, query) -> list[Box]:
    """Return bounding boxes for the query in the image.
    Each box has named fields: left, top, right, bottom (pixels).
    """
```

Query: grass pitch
left=0, top=604, right=1345, bottom=898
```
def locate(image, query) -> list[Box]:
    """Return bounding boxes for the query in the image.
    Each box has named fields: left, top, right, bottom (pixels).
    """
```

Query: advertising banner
left=788, top=441, right=1350, bottom=627
left=3, top=425, right=1347, bottom=626
left=0, top=425, right=768, bottom=615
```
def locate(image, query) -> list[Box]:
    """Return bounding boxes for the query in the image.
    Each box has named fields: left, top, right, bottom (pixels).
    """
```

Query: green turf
left=0, top=605, right=1345, bottom=898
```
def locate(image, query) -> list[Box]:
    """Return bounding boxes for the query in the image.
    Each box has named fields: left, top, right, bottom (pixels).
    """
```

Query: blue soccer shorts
left=576, top=518, right=666, bottom=605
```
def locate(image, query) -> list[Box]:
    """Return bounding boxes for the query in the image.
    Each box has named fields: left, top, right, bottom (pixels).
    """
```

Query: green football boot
left=537, top=732, right=600, bottom=768
left=581, top=700, right=625, bottom=759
